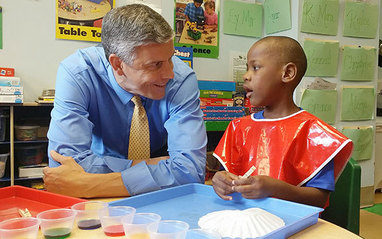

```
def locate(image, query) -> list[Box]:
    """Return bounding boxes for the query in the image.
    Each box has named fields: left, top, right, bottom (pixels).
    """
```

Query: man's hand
left=43, top=151, right=89, bottom=197
left=43, top=151, right=130, bottom=198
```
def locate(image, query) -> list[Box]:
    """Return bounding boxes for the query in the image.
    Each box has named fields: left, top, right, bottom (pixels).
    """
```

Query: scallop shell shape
left=198, top=208, right=285, bottom=238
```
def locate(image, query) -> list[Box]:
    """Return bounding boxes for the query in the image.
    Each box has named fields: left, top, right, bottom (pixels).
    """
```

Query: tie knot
left=131, top=95, right=142, bottom=107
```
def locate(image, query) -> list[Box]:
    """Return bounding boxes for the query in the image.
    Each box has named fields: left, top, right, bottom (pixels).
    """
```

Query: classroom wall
left=0, top=0, right=299, bottom=102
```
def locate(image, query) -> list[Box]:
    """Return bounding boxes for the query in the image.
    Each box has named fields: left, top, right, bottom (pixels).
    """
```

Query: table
left=35, top=196, right=362, bottom=239
left=57, top=0, right=112, bottom=26
left=178, top=24, right=218, bottom=46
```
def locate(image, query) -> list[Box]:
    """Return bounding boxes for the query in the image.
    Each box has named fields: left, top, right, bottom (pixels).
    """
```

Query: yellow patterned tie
left=128, top=96, right=150, bottom=160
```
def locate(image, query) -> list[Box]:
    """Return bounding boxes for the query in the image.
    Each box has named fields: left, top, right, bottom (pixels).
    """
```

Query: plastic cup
left=148, top=220, right=189, bottom=239
left=71, top=201, right=108, bottom=230
left=0, top=217, right=40, bottom=239
left=36, top=208, right=77, bottom=239
left=99, top=206, right=136, bottom=237
left=186, top=229, right=221, bottom=239
left=122, top=212, right=161, bottom=239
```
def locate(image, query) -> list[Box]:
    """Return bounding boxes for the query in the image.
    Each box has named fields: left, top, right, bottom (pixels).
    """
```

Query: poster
left=229, top=51, right=247, bottom=93
left=174, top=46, right=193, bottom=68
left=56, top=0, right=115, bottom=42
left=174, top=0, right=220, bottom=59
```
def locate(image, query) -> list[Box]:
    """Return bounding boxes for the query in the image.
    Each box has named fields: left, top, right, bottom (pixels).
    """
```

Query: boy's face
left=194, top=2, right=202, bottom=8
left=243, top=42, right=285, bottom=107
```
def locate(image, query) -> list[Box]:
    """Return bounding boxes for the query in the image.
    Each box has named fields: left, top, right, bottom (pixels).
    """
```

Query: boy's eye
left=253, top=66, right=260, bottom=71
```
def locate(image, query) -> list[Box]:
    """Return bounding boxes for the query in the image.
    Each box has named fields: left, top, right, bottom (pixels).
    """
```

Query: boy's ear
left=281, top=62, right=297, bottom=83
left=109, top=54, right=125, bottom=76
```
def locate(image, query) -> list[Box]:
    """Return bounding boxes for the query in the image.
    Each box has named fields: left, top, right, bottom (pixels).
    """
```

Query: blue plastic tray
left=110, top=183, right=323, bottom=239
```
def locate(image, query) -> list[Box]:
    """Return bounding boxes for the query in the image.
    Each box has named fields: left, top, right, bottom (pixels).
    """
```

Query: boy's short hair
left=195, top=0, right=203, bottom=3
left=257, top=36, right=307, bottom=81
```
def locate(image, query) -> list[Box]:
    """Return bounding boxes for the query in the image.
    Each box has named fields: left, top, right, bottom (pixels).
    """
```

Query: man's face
left=118, top=40, right=175, bottom=100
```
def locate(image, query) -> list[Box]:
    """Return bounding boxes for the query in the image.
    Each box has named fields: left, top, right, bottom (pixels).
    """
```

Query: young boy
left=184, top=0, right=204, bottom=23
left=212, top=36, right=353, bottom=208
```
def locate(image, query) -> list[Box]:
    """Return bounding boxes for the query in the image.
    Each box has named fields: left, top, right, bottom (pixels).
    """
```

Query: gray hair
left=101, top=4, right=174, bottom=65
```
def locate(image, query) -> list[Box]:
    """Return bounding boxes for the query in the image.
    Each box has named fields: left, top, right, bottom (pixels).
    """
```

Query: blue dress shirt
left=48, top=45, right=207, bottom=195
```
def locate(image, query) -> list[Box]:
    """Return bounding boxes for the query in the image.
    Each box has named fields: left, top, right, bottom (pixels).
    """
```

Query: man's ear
left=109, top=54, right=125, bottom=76
left=281, top=62, right=297, bottom=83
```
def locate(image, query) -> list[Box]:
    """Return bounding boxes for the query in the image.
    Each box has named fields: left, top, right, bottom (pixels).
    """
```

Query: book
left=0, top=76, right=21, bottom=87
left=0, top=86, right=23, bottom=95
left=0, top=67, right=15, bottom=77
left=201, top=106, right=246, bottom=113
left=200, top=90, right=233, bottom=99
left=200, top=98, right=234, bottom=106
left=198, top=80, right=236, bottom=91
left=35, top=99, right=54, bottom=104
left=18, top=164, right=47, bottom=178
left=0, top=94, right=23, bottom=103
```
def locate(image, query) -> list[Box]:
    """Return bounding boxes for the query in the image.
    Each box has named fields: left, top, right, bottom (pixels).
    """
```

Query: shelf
left=0, top=104, right=53, bottom=187
left=14, top=138, right=48, bottom=144
left=14, top=176, right=43, bottom=181
left=0, top=177, right=10, bottom=182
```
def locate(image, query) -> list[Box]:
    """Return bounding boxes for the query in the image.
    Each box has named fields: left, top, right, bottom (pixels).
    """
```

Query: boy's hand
left=232, top=175, right=277, bottom=199
left=212, top=171, right=239, bottom=200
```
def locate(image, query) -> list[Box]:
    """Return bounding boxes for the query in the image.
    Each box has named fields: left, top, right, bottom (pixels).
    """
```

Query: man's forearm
left=81, top=172, right=131, bottom=198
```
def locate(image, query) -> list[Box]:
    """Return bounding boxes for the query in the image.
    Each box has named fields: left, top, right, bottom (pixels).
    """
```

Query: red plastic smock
left=213, top=111, right=353, bottom=187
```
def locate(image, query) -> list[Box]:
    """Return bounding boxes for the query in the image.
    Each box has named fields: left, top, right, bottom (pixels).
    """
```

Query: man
left=43, top=4, right=207, bottom=198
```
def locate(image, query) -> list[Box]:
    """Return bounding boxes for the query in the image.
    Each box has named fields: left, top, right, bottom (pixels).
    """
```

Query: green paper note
left=223, top=0, right=262, bottom=38
left=341, top=87, right=375, bottom=121
left=343, top=1, right=378, bottom=39
left=340, top=46, right=376, bottom=81
left=300, top=0, right=339, bottom=35
left=300, top=89, right=337, bottom=124
left=264, top=0, right=291, bottom=34
left=304, top=39, right=339, bottom=77
left=342, top=126, right=373, bottom=161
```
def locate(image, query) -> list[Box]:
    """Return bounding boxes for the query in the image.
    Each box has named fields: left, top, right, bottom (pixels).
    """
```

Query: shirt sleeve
left=48, top=62, right=133, bottom=173
left=304, top=160, right=335, bottom=192
left=122, top=60, right=208, bottom=195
